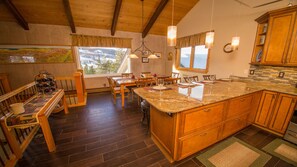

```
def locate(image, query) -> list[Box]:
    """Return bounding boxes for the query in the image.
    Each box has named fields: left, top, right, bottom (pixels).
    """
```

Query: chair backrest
left=122, top=73, right=133, bottom=78
left=164, top=78, right=180, bottom=85
left=203, top=75, right=216, bottom=81
left=172, top=72, right=180, bottom=78
left=107, top=77, right=116, bottom=91
left=135, top=79, right=155, bottom=87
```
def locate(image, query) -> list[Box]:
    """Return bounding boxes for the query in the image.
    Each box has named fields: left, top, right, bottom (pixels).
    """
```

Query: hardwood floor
left=16, top=93, right=294, bottom=167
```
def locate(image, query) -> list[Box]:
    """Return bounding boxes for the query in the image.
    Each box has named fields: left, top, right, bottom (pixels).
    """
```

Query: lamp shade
left=167, top=26, right=177, bottom=46
left=148, top=54, right=158, bottom=59
left=129, top=54, right=139, bottom=59
left=205, top=31, right=215, bottom=48
left=231, top=36, right=240, bottom=50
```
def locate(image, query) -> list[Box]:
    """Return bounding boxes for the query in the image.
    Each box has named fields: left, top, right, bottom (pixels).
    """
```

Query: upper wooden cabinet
left=251, top=6, right=297, bottom=66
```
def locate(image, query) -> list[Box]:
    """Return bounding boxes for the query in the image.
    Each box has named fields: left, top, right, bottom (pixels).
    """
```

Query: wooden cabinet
left=180, top=102, right=224, bottom=135
left=269, top=93, right=297, bottom=133
left=251, top=6, right=297, bottom=66
left=255, top=91, right=297, bottom=135
left=255, top=91, right=277, bottom=126
left=226, top=94, right=253, bottom=119
left=222, top=114, right=248, bottom=138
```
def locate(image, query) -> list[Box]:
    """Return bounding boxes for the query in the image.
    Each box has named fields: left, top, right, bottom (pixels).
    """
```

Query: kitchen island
left=134, top=80, right=297, bottom=162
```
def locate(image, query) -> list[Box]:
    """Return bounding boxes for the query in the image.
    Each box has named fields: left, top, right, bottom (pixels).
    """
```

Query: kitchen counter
left=134, top=80, right=297, bottom=113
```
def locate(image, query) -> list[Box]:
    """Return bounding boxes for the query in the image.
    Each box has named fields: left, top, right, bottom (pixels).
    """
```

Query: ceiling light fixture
left=167, top=0, right=177, bottom=46
left=129, top=0, right=157, bottom=59
left=205, top=0, right=215, bottom=49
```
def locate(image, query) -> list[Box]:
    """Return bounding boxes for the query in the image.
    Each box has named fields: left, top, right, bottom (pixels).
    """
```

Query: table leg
left=39, top=116, right=56, bottom=152
left=63, top=95, right=69, bottom=114
left=121, top=84, right=125, bottom=107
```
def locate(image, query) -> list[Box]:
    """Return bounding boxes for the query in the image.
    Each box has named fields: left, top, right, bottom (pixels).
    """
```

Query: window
left=78, top=47, right=130, bottom=75
left=177, top=45, right=209, bottom=73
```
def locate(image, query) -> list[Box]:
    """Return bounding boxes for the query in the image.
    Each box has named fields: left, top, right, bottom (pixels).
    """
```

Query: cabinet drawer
left=226, top=95, right=253, bottom=119
left=179, top=126, right=220, bottom=159
left=222, top=115, right=248, bottom=138
left=181, top=102, right=225, bottom=135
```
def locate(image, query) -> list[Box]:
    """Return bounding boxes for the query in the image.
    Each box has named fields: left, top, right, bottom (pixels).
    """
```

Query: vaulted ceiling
left=0, top=0, right=199, bottom=37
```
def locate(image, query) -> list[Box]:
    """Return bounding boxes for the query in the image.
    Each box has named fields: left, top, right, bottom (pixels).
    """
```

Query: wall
left=0, top=22, right=173, bottom=89
left=176, top=0, right=291, bottom=81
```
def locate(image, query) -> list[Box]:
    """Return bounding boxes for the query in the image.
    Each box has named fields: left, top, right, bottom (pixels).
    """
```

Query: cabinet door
left=262, top=11, right=296, bottom=65
left=255, top=91, right=278, bottom=127
left=269, top=94, right=297, bottom=134
left=222, top=114, right=248, bottom=139
left=226, top=94, right=253, bottom=119
left=286, top=18, right=297, bottom=65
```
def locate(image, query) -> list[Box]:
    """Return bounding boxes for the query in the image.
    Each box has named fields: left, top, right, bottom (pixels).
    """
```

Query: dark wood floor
left=16, top=93, right=294, bottom=167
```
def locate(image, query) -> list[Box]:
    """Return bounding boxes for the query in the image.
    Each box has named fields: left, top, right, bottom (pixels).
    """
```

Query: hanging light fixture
left=129, top=0, right=157, bottom=59
left=167, top=0, right=177, bottom=46
left=205, top=0, right=215, bottom=49
left=231, top=3, right=241, bottom=50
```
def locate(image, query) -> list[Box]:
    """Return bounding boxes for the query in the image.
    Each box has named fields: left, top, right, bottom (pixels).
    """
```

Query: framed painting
left=0, top=45, right=74, bottom=64
left=142, top=57, right=149, bottom=63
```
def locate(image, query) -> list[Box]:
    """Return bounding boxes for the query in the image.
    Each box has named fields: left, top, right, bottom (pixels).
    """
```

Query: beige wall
left=0, top=22, right=173, bottom=89
left=176, top=0, right=290, bottom=80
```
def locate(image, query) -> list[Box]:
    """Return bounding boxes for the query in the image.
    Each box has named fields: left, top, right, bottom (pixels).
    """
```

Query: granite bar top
left=133, top=80, right=297, bottom=113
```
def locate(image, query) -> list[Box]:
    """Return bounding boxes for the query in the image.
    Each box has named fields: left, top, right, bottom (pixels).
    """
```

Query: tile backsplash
left=248, top=65, right=297, bottom=85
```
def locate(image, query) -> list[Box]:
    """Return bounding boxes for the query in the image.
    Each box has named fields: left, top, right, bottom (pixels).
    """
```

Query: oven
left=284, top=107, right=297, bottom=144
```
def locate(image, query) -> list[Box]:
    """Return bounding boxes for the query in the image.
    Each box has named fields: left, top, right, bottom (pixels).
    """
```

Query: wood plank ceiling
left=0, top=0, right=199, bottom=37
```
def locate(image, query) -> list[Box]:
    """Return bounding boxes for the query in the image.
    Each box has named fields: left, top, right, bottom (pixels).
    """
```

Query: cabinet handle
left=203, top=108, right=211, bottom=112
left=200, top=133, right=207, bottom=136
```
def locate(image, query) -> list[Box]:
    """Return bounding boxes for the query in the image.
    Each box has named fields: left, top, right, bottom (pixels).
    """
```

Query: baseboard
left=86, top=87, right=110, bottom=93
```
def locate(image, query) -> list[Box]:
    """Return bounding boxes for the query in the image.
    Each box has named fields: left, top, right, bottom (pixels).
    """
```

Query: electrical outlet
left=278, top=72, right=285, bottom=78
left=249, top=70, right=255, bottom=75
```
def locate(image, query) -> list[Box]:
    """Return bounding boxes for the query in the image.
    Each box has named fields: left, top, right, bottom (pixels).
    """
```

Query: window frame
left=176, top=45, right=210, bottom=73
left=77, top=46, right=131, bottom=76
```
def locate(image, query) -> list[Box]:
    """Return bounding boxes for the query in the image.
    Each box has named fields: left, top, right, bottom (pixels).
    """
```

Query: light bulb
left=231, top=36, right=240, bottom=50
left=148, top=54, right=158, bottom=59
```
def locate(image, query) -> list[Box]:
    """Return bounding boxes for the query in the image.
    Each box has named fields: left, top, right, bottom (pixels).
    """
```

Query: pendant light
left=167, top=0, right=177, bottom=46
left=205, top=0, right=215, bottom=49
left=231, top=3, right=241, bottom=50
left=129, top=0, right=157, bottom=59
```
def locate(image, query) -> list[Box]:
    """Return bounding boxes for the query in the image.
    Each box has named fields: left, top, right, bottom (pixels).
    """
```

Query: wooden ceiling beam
left=111, top=0, right=122, bottom=36
left=63, top=0, right=76, bottom=33
left=142, top=0, right=169, bottom=38
left=3, top=0, right=29, bottom=30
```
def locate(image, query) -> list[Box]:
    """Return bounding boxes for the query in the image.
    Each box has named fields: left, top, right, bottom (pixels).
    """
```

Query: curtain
left=72, top=34, right=132, bottom=48
left=176, top=32, right=207, bottom=48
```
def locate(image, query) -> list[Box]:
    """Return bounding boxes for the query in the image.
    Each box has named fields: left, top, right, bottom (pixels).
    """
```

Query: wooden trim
left=0, top=82, right=35, bottom=102
left=3, top=0, right=29, bottom=30
left=63, top=0, right=76, bottom=33
left=0, top=73, right=11, bottom=93
left=252, top=124, right=283, bottom=137
left=111, top=0, right=122, bottom=36
left=142, top=0, right=169, bottom=38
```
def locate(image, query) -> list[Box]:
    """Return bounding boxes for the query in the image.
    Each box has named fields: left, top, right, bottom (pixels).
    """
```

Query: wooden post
left=73, top=72, right=84, bottom=103
left=77, top=69, right=86, bottom=93
left=0, top=73, right=12, bottom=93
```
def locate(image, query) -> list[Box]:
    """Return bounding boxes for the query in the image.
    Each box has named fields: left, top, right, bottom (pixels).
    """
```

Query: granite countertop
left=133, top=80, right=297, bottom=113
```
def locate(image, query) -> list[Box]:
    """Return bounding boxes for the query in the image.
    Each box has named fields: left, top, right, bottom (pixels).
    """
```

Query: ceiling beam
left=111, top=0, right=122, bottom=36
left=3, top=0, right=29, bottom=30
left=63, top=0, right=76, bottom=33
left=142, top=0, right=169, bottom=38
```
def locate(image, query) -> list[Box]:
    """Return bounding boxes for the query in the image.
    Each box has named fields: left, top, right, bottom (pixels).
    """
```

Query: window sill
left=84, top=73, right=121, bottom=79
left=177, top=67, right=208, bottom=73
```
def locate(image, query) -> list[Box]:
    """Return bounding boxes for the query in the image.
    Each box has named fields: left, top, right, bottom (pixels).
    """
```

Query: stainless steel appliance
left=284, top=108, right=297, bottom=144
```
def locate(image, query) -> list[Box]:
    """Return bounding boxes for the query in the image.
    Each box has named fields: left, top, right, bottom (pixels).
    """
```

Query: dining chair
left=121, top=73, right=133, bottom=78
left=134, top=79, right=155, bottom=105
left=107, top=77, right=130, bottom=104
left=203, top=75, right=216, bottom=81
left=164, top=77, right=180, bottom=85
left=141, top=72, right=151, bottom=74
